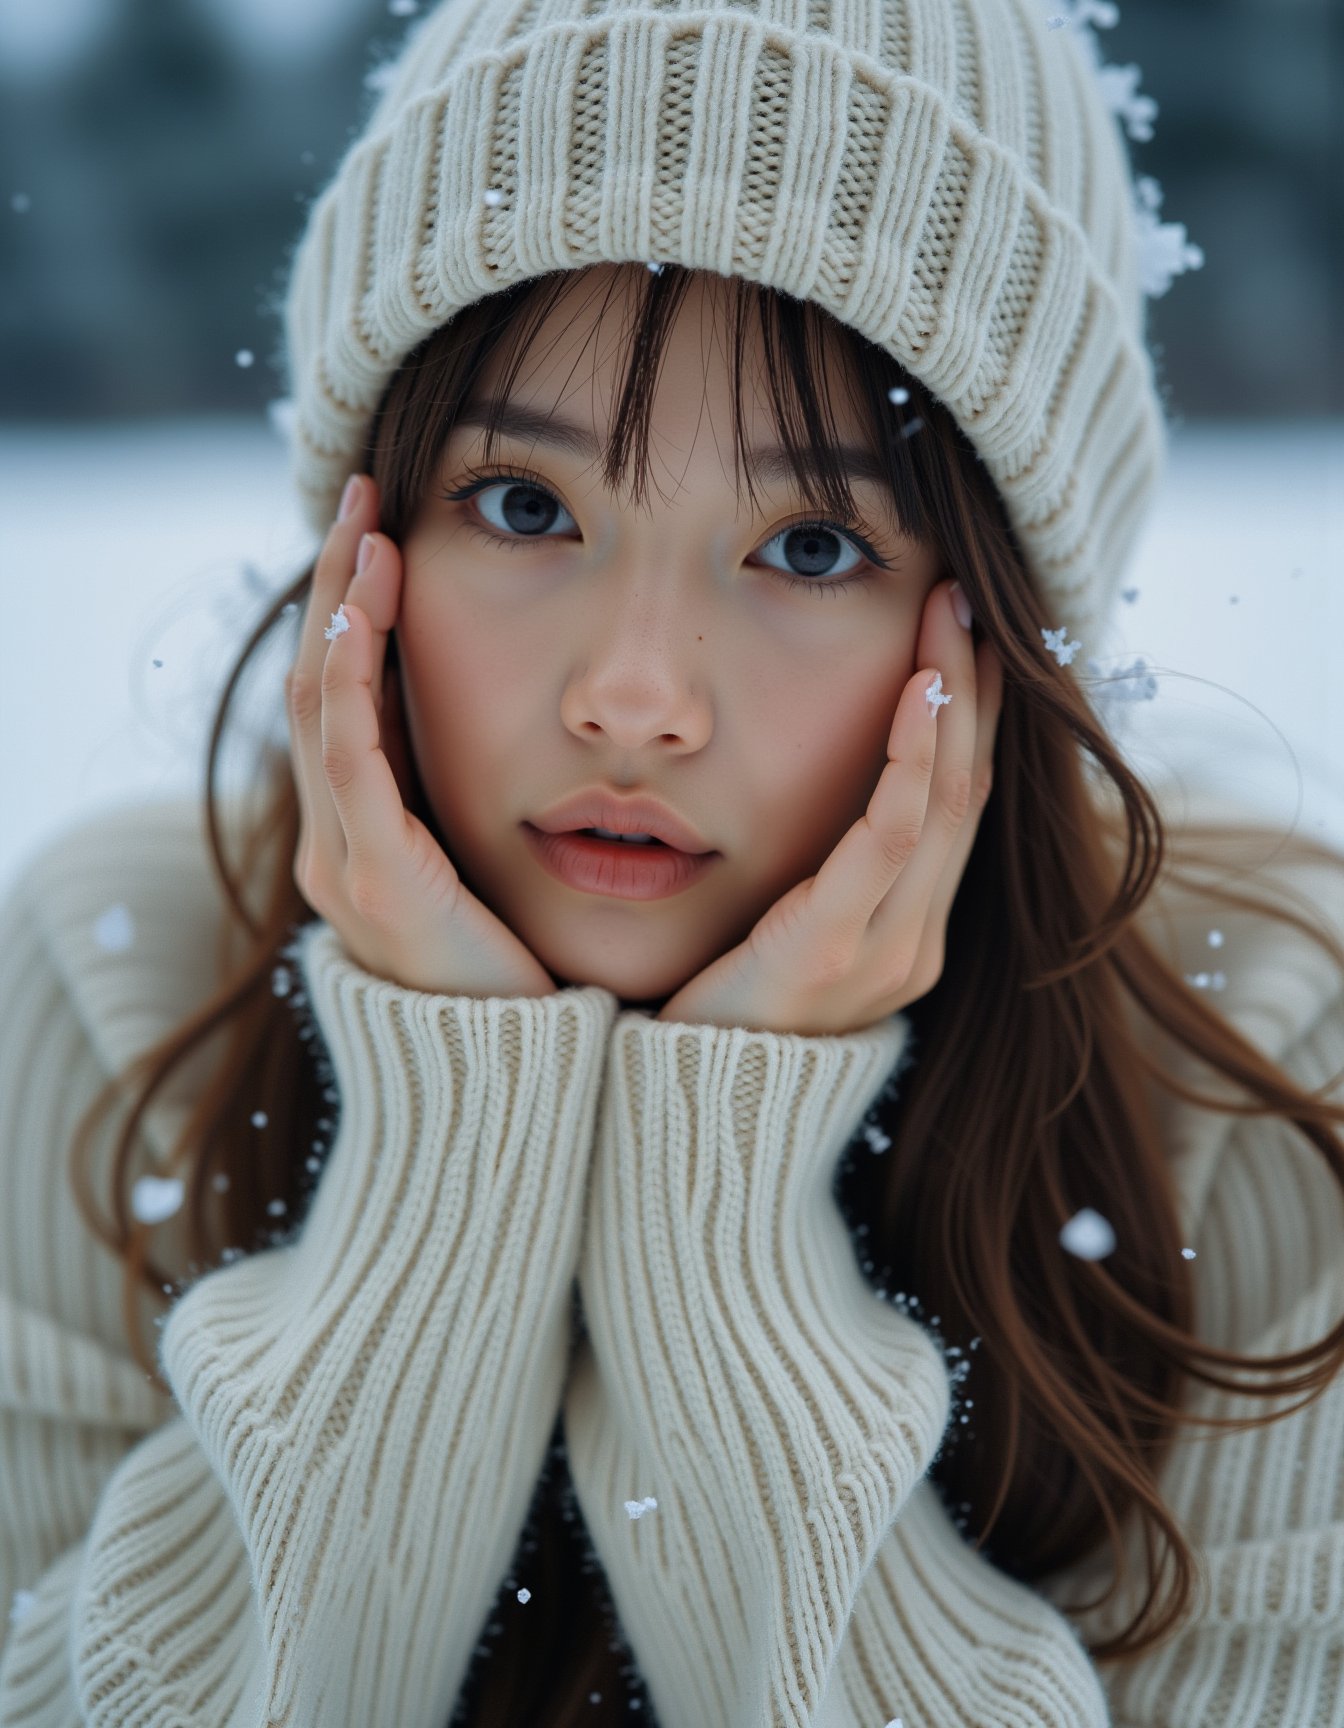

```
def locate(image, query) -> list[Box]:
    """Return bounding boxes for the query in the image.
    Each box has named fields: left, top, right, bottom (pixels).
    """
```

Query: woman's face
left=397, top=264, right=943, bottom=1007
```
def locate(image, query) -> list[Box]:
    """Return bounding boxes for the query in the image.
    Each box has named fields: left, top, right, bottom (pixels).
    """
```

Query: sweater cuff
left=162, top=918, right=619, bottom=1442
left=587, top=1001, right=948, bottom=1469
left=606, top=1002, right=915, bottom=1221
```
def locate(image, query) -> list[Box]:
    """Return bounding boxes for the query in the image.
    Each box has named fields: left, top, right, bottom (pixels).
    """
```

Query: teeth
left=588, top=827, right=659, bottom=845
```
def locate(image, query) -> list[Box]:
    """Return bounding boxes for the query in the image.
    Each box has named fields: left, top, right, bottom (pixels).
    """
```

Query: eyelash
left=437, top=464, right=891, bottom=599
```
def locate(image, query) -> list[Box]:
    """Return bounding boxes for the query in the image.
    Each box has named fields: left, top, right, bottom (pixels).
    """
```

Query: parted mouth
left=526, top=790, right=716, bottom=856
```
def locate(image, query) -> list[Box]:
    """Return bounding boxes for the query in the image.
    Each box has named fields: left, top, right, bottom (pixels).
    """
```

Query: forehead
left=453, top=264, right=886, bottom=492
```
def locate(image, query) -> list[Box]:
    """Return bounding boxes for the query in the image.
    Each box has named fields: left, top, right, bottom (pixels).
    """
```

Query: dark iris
left=499, top=483, right=560, bottom=535
left=784, top=526, right=845, bottom=576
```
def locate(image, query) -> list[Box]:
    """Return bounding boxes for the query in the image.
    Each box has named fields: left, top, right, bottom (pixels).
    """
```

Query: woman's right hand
left=285, top=472, right=557, bottom=1000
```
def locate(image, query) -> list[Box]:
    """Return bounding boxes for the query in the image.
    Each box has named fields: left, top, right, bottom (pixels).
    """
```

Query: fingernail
left=338, top=475, right=361, bottom=522
left=357, top=533, right=376, bottom=574
left=949, top=581, right=973, bottom=630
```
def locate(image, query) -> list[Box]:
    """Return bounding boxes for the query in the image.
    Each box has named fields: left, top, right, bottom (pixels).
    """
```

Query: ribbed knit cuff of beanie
left=277, top=0, right=1192, bottom=651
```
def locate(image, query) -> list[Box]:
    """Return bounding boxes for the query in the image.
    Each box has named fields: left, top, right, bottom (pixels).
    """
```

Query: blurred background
left=1, top=0, right=1342, bottom=905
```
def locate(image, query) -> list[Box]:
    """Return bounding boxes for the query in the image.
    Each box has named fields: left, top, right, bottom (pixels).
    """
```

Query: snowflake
left=364, top=61, right=398, bottom=94
left=1041, top=625, right=1082, bottom=666
left=132, top=1175, right=185, bottom=1225
left=1060, top=1207, right=1116, bottom=1260
left=1133, top=175, right=1206, bottom=298
left=925, top=671, right=953, bottom=715
left=1096, top=61, right=1158, bottom=142
left=94, top=903, right=136, bottom=952
left=1084, top=655, right=1158, bottom=704
left=624, top=1496, right=659, bottom=1519
left=325, top=603, right=351, bottom=641
left=267, top=397, right=297, bottom=441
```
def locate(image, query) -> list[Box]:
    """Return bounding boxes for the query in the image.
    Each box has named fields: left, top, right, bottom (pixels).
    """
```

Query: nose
left=558, top=570, right=715, bottom=752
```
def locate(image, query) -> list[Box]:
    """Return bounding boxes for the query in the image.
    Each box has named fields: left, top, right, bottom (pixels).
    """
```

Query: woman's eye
left=474, top=478, right=575, bottom=541
left=753, top=523, right=868, bottom=581
left=457, top=474, right=876, bottom=590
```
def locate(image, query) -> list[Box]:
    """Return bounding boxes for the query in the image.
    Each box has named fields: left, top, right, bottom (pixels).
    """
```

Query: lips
left=528, top=789, right=715, bottom=856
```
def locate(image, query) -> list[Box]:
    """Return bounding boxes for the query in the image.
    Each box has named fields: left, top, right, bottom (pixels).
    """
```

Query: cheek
left=749, top=663, right=908, bottom=854
left=394, top=583, right=531, bottom=770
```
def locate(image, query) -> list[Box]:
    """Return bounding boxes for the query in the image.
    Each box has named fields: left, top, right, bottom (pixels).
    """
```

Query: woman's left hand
left=656, top=578, right=1004, bottom=1037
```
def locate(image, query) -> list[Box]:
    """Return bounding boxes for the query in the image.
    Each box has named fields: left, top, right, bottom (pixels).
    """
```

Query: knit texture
left=1, top=794, right=1341, bottom=1726
left=281, top=0, right=1169, bottom=649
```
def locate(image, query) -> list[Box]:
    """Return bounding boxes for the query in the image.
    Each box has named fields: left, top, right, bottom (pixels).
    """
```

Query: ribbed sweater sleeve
left=57, top=920, right=616, bottom=1727
left=564, top=1010, right=1110, bottom=1728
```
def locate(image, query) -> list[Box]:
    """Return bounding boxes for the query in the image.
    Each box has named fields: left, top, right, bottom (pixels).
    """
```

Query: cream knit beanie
left=280, top=0, right=1202, bottom=647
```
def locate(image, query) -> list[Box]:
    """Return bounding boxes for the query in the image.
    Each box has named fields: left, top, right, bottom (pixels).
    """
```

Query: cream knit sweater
left=0, top=795, right=1340, bottom=1727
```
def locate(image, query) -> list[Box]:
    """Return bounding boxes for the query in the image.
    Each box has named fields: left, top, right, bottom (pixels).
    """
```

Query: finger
left=342, top=531, right=402, bottom=716
left=871, top=629, right=1003, bottom=965
left=320, top=598, right=416, bottom=892
left=287, top=474, right=379, bottom=876
left=805, top=665, right=941, bottom=959
left=812, top=577, right=977, bottom=960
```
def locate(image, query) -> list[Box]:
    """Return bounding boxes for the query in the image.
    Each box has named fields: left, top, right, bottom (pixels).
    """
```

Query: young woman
left=1, top=0, right=1341, bottom=1723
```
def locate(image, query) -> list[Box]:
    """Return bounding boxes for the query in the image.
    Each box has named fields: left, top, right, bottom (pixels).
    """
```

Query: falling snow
left=624, top=1496, right=658, bottom=1519
left=252, top=1110, right=269, bottom=1128
left=887, top=387, right=910, bottom=405
left=1208, top=930, right=1224, bottom=948
left=132, top=1175, right=185, bottom=1225
left=1133, top=175, right=1206, bottom=298
left=1041, top=2, right=1203, bottom=297
left=1060, top=1207, right=1116, bottom=1260
left=1041, top=625, right=1083, bottom=666
left=1096, top=61, right=1158, bottom=141
left=267, top=397, right=297, bottom=441
left=9, top=1589, right=37, bottom=1626
left=325, top=604, right=351, bottom=641
left=94, top=903, right=135, bottom=952
left=516, top=1587, right=531, bottom=1603
left=482, top=188, right=504, bottom=207
left=235, top=350, right=255, bottom=369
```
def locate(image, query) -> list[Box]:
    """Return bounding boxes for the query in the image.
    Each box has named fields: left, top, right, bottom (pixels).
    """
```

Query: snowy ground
left=1, top=415, right=1341, bottom=910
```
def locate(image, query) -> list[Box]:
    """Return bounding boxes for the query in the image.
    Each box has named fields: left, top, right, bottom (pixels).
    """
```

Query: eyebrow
left=452, top=397, right=893, bottom=493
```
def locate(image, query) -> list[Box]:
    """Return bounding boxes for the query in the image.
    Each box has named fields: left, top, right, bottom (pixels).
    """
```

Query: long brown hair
left=65, top=261, right=1344, bottom=1724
